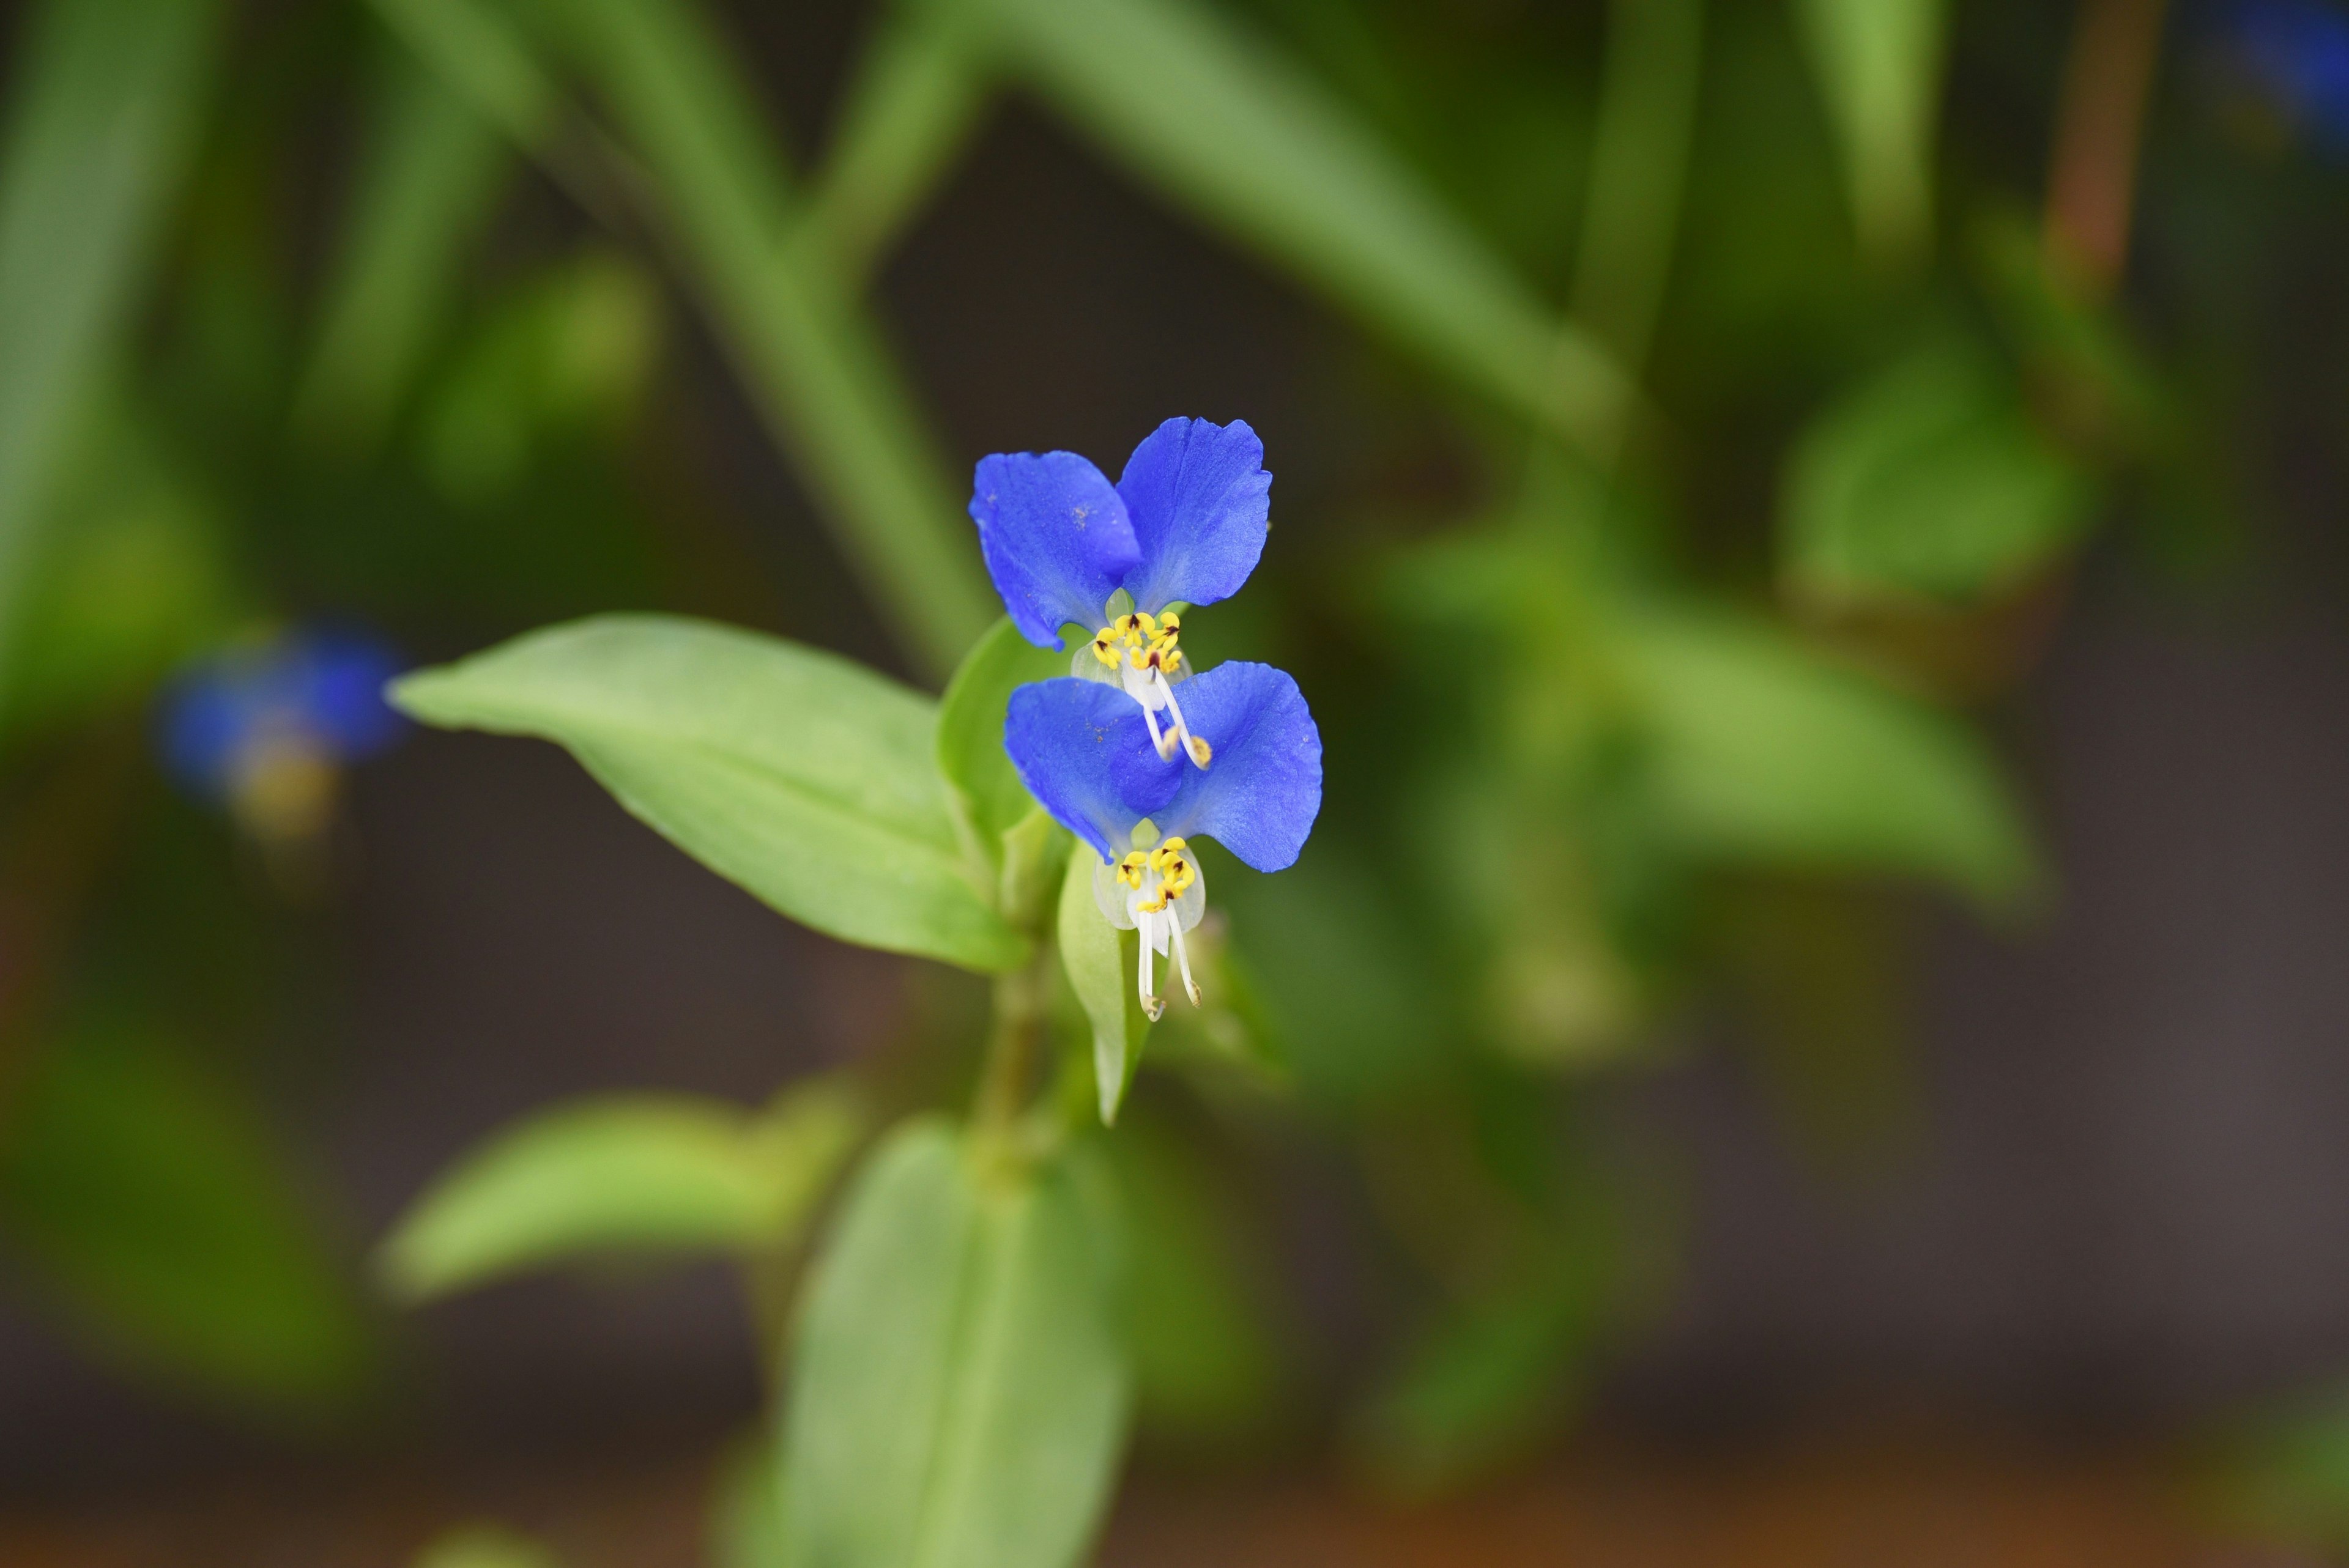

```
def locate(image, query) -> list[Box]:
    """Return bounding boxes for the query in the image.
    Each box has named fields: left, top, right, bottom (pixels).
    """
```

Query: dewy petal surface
left=1005, top=678, right=1183, bottom=862
left=1152, top=661, right=1321, bottom=871
left=970, top=451, right=1142, bottom=649
left=1115, top=418, right=1272, bottom=613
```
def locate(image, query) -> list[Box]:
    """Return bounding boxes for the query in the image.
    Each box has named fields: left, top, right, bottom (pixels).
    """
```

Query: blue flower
left=159, top=628, right=408, bottom=839
left=1006, top=660, right=1319, bottom=1017
left=970, top=418, right=1272, bottom=770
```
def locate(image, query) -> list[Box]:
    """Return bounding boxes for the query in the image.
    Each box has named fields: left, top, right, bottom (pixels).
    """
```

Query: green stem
left=972, top=945, right=1053, bottom=1148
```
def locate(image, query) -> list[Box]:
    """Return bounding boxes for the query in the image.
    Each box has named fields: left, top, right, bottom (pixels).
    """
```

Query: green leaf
left=0, top=1023, right=373, bottom=1405
left=935, top=617, right=1069, bottom=864
left=379, top=1082, right=866, bottom=1301
left=708, top=1436, right=792, bottom=1568
left=1790, top=0, right=1946, bottom=267
left=954, top=0, right=1633, bottom=459
left=1058, top=845, right=1149, bottom=1126
left=1781, top=338, right=2098, bottom=604
left=0, top=0, right=221, bottom=706
left=521, top=0, right=995, bottom=679
left=781, top=1120, right=1129, bottom=1568
left=1619, top=606, right=2038, bottom=906
left=293, top=49, right=513, bottom=459
left=414, top=1526, right=559, bottom=1568
left=393, top=615, right=1028, bottom=971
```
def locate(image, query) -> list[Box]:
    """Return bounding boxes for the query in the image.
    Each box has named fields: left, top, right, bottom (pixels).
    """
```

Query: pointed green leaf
left=1058, top=846, right=1149, bottom=1125
left=782, top=1120, right=1129, bottom=1568
left=953, top=0, right=1633, bottom=458
left=1620, top=607, right=2038, bottom=906
left=0, top=0, right=221, bottom=704
left=935, top=616, right=1069, bottom=860
left=394, top=615, right=1028, bottom=971
left=379, top=1083, right=866, bottom=1301
left=1791, top=0, right=1946, bottom=266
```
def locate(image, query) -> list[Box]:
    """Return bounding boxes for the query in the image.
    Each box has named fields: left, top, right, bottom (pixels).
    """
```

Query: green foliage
left=1790, top=0, right=1946, bottom=267
left=0, top=1023, right=372, bottom=1404
left=393, top=615, right=1029, bottom=971
left=1781, top=338, right=2098, bottom=605
left=952, top=0, right=1633, bottom=458
left=934, top=617, right=1072, bottom=867
left=379, top=1082, right=866, bottom=1301
left=1622, top=605, right=2038, bottom=907
left=1058, top=846, right=1149, bottom=1126
left=412, top=1525, right=559, bottom=1568
left=0, top=0, right=221, bottom=703
left=781, top=1120, right=1129, bottom=1568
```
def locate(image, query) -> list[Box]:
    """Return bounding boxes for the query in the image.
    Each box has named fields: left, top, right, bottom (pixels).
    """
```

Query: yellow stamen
left=1089, top=629, right=1123, bottom=668
left=1115, top=851, right=1149, bottom=889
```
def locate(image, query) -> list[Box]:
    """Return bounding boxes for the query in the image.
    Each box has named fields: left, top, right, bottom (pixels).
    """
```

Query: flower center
left=1097, top=826, right=1204, bottom=1021
left=1088, top=610, right=1212, bottom=770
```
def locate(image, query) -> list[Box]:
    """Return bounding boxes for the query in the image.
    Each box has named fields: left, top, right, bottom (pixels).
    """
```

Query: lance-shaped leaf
left=0, top=0, right=220, bottom=704
left=952, top=0, right=1633, bottom=460
left=379, top=1082, right=866, bottom=1301
left=781, top=1120, right=1128, bottom=1568
left=394, top=615, right=1028, bottom=971
left=1058, top=846, right=1149, bottom=1126
left=1620, top=606, right=2038, bottom=908
left=1791, top=0, right=1946, bottom=267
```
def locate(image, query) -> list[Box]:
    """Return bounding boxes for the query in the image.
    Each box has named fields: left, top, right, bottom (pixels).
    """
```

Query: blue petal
left=1115, top=418, right=1271, bottom=613
left=1157, top=661, right=1321, bottom=872
left=1004, top=678, right=1183, bottom=861
left=970, top=451, right=1142, bottom=649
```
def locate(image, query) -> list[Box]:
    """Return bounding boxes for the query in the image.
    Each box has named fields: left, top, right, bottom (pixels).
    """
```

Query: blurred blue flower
left=1007, top=660, right=1319, bottom=1018
left=158, top=629, right=407, bottom=842
left=2218, top=0, right=2349, bottom=151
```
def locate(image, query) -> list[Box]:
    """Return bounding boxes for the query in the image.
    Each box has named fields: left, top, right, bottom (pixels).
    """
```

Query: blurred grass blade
left=294, top=51, right=514, bottom=459
left=781, top=1120, right=1129, bottom=1568
left=0, top=1024, right=373, bottom=1405
left=371, top=0, right=565, bottom=154
left=1791, top=0, right=1945, bottom=268
left=0, top=0, right=220, bottom=704
left=529, top=0, right=995, bottom=679
left=1572, top=0, right=1703, bottom=379
left=394, top=614, right=1028, bottom=970
left=799, top=7, right=993, bottom=280
left=379, top=1084, right=865, bottom=1301
left=955, top=0, right=1634, bottom=460
left=1621, top=605, right=2038, bottom=908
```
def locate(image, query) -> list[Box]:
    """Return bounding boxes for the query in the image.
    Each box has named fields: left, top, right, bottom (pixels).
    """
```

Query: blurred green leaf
left=1, top=398, right=240, bottom=743
left=0, top=0, right=221, bottom=705
left=1107, top=1120, right=1284, bottom=1445
left=1781, top=338, right=2098, bottom=604
left=1572, top=0, right=1703, bottom=377
left=799, top=6, right=992, bottom=279
left=294, top=50, right=513, bottom=459
left=393, top=615, right=1028, bottom=971
left=417, top=250, right=661, bottom=504
left=0, top=1024, right=372, bottom=1405
left=781, top=1119, right=1128, bottom=1568
left=1620, top=605, right=2038, bottom=906
left=1058, top=846, right=1148, bottom=1126
left=379, top=1082, right=865, bottom=1301
left=413, top=1525, right=559, bottom=1568
left=934, top=616, right=1068, bottom=865
left=1791, top=0, right=1945, bottom=267
left=524, top=0, right=995, bottom=679
left=709, top=1435, right=792, bottom=1568
left=956, top=0, right=1633, bottom=459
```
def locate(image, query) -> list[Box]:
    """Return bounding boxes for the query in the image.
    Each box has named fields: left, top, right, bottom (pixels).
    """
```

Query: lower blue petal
left=1157, top=661, right=1321, bottom=872
left=1004, top=678, right=1184, bottom=860
left=1116, top=418, right=1271, bottom=613
left=970, top=451, right=1142, bottom=649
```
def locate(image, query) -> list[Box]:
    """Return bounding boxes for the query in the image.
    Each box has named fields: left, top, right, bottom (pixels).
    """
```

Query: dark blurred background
left=4, top=0, right=2349, bottom=1557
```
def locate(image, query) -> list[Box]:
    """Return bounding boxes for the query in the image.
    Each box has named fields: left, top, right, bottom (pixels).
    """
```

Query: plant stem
left=2044, top=0, right=2169, bottom=297
left=972, top=945, right=1053, bottom=1147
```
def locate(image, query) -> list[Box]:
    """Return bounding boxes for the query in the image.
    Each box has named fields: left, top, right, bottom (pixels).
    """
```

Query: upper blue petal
left=970, top=451, right=1142, bottom=649
left=1115, top=418, right=1271, bottom=613
left=1004, top=677, right=1183, bottom=862
left=1155, top=660, right=1321, bottom=871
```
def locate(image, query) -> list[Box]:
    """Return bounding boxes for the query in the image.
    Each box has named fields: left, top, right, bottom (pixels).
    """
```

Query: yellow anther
left=1148, top=840, right=1196, bottom=898
left=1115, top=851, right=1149, bottom=889
left=1089, top=629, right=1123, bottom=668
left=1185, top=733, right=1212, bottom=767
